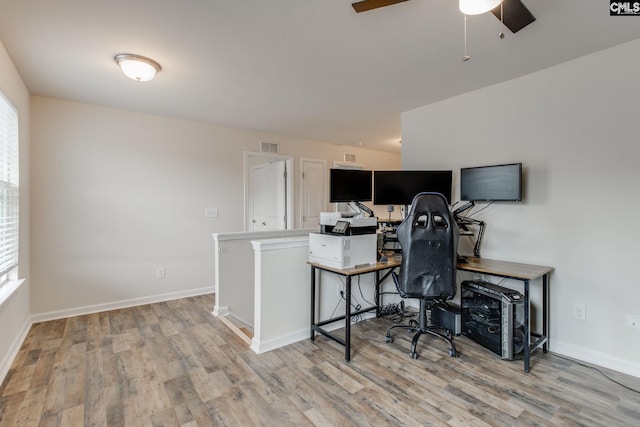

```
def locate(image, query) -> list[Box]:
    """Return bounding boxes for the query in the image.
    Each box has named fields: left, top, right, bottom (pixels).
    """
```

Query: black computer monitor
left=460, top=163, right=522, bottom=202
left=373, top=170, right=453, bottom=205
left=329, top=168, right=373, bottom=203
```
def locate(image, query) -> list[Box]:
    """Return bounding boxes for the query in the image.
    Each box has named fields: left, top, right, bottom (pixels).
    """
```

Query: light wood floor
left=1, top=294, right=639, bottom=427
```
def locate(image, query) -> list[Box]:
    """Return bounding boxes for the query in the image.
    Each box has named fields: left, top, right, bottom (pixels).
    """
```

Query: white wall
left=0, top=41, right=31, bottom=382
left=402, top=39, right=640, bottom=376
left=30, top=97, right=400, bottom=317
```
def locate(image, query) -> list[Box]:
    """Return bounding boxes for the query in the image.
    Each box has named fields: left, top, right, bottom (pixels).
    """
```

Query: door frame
left=243, top=151, right=293, bottom=231
left=298, top=157, right=327, bottom=228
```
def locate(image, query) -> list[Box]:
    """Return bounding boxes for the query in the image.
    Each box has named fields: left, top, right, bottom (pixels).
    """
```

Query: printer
left=309, top=212, right=378, bottom=269
left=319, top=212, right=378, bottom=235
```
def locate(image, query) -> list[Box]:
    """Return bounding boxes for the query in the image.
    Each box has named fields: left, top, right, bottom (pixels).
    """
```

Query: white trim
left=251, top=326, right=308, bottom=354
left=218, top=315, right=252, bottom=346
left=0, top=278, right=25, bottom=306
left=0, top=315, right=31, bottom=385
left=213, top=305, right=229, bottom=316
left=212, top=228, right=314, bottom=242
left=31, top=286, right=214, bottom=323
left=552, top=339, right=640, bottom=379
left=299, top=157, right=327, bottom=228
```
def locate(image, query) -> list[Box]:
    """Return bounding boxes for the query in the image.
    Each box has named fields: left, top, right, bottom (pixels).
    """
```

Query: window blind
left=0, top=93, right=18, bottom=278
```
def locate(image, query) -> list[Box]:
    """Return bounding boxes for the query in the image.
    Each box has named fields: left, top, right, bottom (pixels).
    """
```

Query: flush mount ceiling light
left=114, top=54, right=161, bottom=81
left=459, top=0, right=501, bottom=15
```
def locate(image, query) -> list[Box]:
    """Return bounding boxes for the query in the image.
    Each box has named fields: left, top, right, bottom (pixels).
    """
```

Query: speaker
left=461, top=280, right=525, bottom=360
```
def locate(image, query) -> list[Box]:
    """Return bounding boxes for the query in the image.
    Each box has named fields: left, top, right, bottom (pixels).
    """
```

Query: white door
left=251, top=165, right=267, bottom=231
left=301, top=159, right=326, bottom=228
left=250, top=160, right=287, bottom=231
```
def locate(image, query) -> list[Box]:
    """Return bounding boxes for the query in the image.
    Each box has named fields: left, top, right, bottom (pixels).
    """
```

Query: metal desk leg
left=543, top=273, right=549, bottom=353
left=375, top=271, right=380, bottom=317
left=345, top=275, right=352, bottom=362
left=310, top=266, right=316, bottom=341
left=524, top=279, right=530, bottom=373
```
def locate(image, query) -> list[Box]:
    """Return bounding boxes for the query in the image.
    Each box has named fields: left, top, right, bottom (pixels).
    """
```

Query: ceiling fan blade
left=491, top=0, right=535, bottom=33
left=352, top=0, right=409, bottom=13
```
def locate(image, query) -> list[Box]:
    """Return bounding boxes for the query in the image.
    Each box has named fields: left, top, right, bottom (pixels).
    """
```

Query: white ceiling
left=1, top=1, right=639, bottom=153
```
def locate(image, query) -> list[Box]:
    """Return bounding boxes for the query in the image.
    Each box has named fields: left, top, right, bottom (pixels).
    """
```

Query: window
left=0, top=92, right=18, bottom=283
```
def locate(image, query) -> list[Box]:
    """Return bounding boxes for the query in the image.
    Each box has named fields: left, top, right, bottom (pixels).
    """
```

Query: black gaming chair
left=385, top=192, right=460, bottom=359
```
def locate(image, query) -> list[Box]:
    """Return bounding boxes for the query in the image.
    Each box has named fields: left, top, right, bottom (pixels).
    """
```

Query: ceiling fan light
left=459, top=0, right=501, bottom=15
left=114, top=54, right=161, bottom=82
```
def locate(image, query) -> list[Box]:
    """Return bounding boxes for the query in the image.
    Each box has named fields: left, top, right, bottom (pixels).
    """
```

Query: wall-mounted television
left=329, top=168, right=373, bottom=203
left=460, top=163, right=522, bottom=202
left=373, top=170, right=453, bottom=205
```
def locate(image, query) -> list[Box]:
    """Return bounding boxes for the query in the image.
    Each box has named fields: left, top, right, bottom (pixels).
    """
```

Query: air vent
left=343, top=153, right=356, bottom=162
left=260, top=141, right=279, bottom=153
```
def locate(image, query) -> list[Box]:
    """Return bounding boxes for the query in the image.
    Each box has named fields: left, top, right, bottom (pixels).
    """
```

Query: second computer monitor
left=374, top=170, right=453, bottom=205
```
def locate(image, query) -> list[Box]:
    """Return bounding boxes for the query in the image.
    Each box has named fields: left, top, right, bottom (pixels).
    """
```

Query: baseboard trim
left=31, top=287, right=215, bottom=324
left=552, top=339, right=640, bottom=379
left=212, top=305, right=229, bottom=316
left=251, top=328, right=308, bottom=354
left=218, top=315, right=253, bottom=346
left=0, top=317, right=32, bottom=386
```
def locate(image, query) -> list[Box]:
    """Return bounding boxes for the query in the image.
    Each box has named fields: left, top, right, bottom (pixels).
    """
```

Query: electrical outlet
left=156, top=267, right=165, bottom=279
left=205, top=208, right=219, bottom=218
left=573, top=304, right=586, bottom=321
left=626, top=314, right=640, bottom=333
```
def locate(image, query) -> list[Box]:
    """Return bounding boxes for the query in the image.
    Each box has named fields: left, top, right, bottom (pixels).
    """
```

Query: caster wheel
left=410, top=352, right=418, bottom=359
left=449, top=349, right=458, bottom=357
left=385, top=335, right=393, bottom=343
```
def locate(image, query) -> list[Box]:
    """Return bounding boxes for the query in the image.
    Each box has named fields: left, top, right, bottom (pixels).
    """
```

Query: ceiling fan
left=351, top=0, right=535, bottom=33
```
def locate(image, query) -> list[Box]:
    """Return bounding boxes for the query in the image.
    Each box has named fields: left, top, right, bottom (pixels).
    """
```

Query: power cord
left=337, top=290, right=363, bottom=323
left=356, top=276, right=374, bottom=307
left=327, top=289, right=362, bottom=323
left=552, top=353, right=640, bottom=394
left=466, top=201, right=494, bottom=217
left=328, top=292, right=342, bottom=320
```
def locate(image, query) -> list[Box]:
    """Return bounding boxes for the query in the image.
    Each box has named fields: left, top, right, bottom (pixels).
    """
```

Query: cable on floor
left=551, top=352, right=640, bottom=394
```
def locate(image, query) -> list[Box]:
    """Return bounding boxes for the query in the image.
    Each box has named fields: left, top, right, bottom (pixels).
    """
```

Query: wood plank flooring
left=1, top=294, right=639, bottom=426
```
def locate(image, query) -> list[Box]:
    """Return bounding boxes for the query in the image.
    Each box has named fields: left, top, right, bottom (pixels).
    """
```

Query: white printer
left=309, top=212, right=378, bottom=269
left=319, top=212, right=378, bottom=234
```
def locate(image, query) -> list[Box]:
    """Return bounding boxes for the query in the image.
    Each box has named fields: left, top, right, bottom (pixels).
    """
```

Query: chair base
left=385, top=324, right=458, bottom=359
left=385, top=300, right=459, bottom=360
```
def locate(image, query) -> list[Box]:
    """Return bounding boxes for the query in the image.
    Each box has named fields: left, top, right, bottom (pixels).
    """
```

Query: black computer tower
left=461, top=280, right=525, bottom=360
